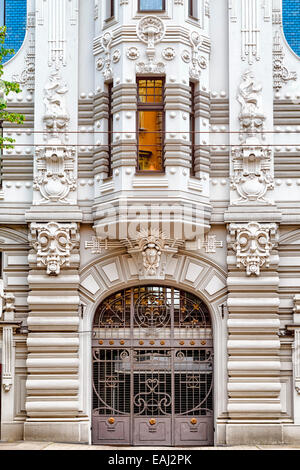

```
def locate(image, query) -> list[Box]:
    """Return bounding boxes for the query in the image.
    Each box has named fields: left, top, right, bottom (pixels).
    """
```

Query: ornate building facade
left=1, top=0, right=300, bottom=446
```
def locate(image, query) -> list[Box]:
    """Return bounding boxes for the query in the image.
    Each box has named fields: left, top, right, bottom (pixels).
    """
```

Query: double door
left=92, top=347, right=213, bottom=446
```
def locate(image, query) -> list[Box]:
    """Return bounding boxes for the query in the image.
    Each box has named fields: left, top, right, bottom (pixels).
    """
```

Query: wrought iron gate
left=92, top=286, right=214, bottom=446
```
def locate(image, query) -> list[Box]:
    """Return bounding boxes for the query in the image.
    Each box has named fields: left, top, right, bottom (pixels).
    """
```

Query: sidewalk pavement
left=0, top=441, right=300, bottom=450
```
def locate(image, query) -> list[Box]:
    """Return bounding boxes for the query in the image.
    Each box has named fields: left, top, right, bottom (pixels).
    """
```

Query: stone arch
left=78, top=249, right=228, bottom=444
left=0, top=227, right=29, bottom=247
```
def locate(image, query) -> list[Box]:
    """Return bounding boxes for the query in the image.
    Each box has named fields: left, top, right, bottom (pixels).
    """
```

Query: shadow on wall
left=2, top=0, right=27, bottom=64
left=282, top=0, right=300, bottom=58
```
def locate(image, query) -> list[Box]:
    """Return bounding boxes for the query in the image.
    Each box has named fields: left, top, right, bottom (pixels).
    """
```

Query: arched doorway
left=91, top=285, right=214, bottom=446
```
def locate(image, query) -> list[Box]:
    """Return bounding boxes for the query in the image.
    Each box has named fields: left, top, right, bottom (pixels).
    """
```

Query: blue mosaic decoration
left=2, top=0, right=27, bottom=63
left=282, top=0, right=300, bottom=57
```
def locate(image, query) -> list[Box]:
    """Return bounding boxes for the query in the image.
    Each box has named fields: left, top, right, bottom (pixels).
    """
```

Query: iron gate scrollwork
left=92, top=286, right=214, bottom=446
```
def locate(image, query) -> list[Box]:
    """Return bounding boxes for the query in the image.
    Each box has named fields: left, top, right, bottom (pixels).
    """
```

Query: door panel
left=92, top=416, right=131, bottom=445
left=134, top=417, right=171, bottom=446
left=174, top=416, right=213, bottom=446
left=92, top=286, right=214, bottom=446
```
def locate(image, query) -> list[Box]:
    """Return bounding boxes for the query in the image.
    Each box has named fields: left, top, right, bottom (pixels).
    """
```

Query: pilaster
left=23, top=0, right=86, bottom=442
left=225, top=1, right=283, bottom=443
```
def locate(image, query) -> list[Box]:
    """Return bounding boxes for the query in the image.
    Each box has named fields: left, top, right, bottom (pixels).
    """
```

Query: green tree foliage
left=0, top=26, right=25, bottom=149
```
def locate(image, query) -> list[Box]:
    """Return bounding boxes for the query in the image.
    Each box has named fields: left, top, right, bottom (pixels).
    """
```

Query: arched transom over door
left=92, top=286, right=214, bottom=447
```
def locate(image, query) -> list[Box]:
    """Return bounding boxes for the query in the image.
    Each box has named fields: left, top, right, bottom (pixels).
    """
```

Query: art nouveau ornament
left=85, top=229, right=181, bottom=279
left=231, top=145, right=274, bottom=205
left=29, top=222, right=79, bottom=276
left=112, top=49, right=121, bottom=63
left=229, top=222, right=278, bottom=276
left=136, top=16, right=166, bottom=74
left=96, top=32, right=113, bottom=80
left=162, top=47, right=176, bottom=61
left=135, top=229, right=167, bottom=276
left=136, top=61, right=165, bottom=74
left=126, top=47, right=140, bottom=60
left=12, top=15, right=35, bottom=93
left=273, top=31, right=297, bottom=91
left=237, top=70, right=265, bottom=141
left=137, top=16, right=165, bottom=47
left=233, top=71, right=274, bottom=205
left=43, top=70, right=70, bottom=143
left=127, top=229, right=180, bottom=278
left=33, top=146, right=77, bottom=204
left=35, top=71, right=76, bottom=205
left=189, top=31, right=204, bottom=80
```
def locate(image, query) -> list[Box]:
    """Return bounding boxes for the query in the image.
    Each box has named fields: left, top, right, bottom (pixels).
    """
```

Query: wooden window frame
left=107, top=83, right=113, bottom=177
left=190, top=82, right=196, bottom=176
left=136, top=77, right=165, bottom=174
left=105, top=0, right=115, bottom=21
left=138, top=0, right=165, bottom=13
left=188, top=0, right=198, bottom=20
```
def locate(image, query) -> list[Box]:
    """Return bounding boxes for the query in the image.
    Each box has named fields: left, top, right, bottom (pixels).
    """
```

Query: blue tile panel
left=2, top=0, right=27, bottom=63
left=283, top=0, right=300, bottom=57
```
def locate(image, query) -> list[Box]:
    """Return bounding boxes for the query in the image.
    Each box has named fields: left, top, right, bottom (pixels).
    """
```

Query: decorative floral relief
left=136, top=16, right=166, bottom=74
left=233, top=71, right=274, bottom=205
left=181, top=50, right=191, bottom=63
left=230, top=145, right=274, bottom=205
left=136, top=61, right=165, bottom=74
left=12, top=32, right=35, bottom=93
left=189, top=31, right=204, bottom=80
left=127, top=47, right=140, bottom=60
left=33, top=146, right=77, bottom=205
left=96, top=57, right=104, bottom=70
left=198, top=56, right=207, bottom=69
left=273, top=31, right=297, bottom=91
left=97, top=31, right=113, bottom=80
left=29, top=222, right=79, bottom=276
left=162, top=47, right=176, bottom=61
left=137, top=16, right=165, bottom=47
left=112, top=49, right=121, bottom=63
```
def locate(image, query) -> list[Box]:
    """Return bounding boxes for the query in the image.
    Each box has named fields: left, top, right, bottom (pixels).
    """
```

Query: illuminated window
left=137, top=78, right=164, bottom=172
left=138, top=0, right=165, bottom=12
left=189, top=0, right=198, bottom=19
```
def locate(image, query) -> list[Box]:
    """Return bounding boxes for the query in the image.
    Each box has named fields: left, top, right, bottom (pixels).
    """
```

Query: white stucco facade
left=1, top=0, right=300, bottom=445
